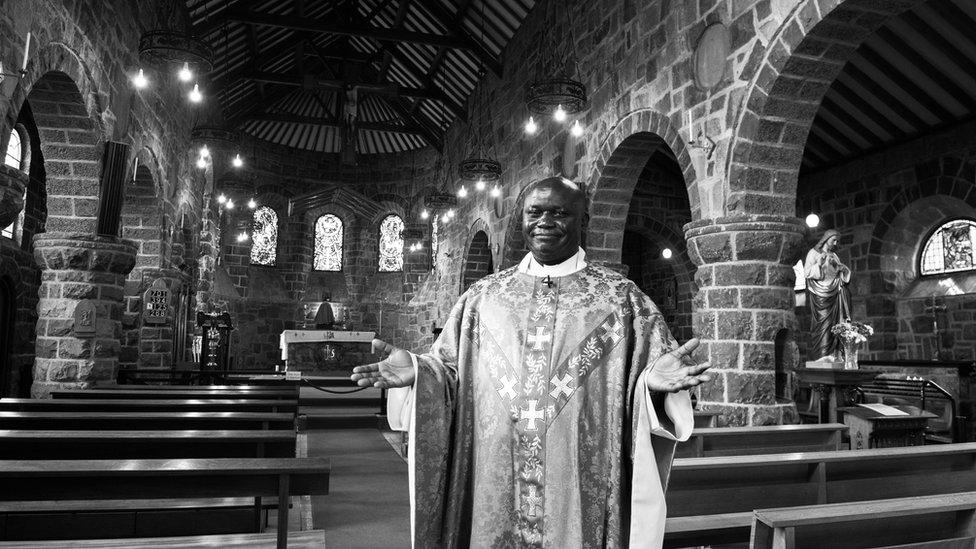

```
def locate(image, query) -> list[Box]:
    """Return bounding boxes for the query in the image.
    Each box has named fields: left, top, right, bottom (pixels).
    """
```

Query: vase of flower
left=842, top=338, right=860, bottom=370
left=831, top=318, right=874, bottom=371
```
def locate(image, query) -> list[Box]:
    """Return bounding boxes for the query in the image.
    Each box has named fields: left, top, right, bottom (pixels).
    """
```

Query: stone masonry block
left=716, top=311, right=753, bottom=340
left=727, top=371, right=776, bottom=405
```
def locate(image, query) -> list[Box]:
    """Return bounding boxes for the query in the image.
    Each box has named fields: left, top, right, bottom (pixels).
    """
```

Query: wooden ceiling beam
left=225, top=10, right=474, bottom=51
left=223, top=85, right=297, bottom=129
left=842, top=64, right=929, bottom=130
left=856, top=46, right=954, bottom=123
left=413, top=0, right=502, bottom=77
left=875, top=27, right=976, bottom=112
left=246, top=112, right=429, bottom=136
left=246, top=70, right=444, bottom=100
left=379, top=46, right=467, bottom=121
left=828, top=80, right=907, bottom=141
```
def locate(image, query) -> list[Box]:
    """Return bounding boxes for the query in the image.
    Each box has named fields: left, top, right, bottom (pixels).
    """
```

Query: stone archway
left=726, top=0, right=925, bottom=217
left=462, top=230, right=493, bottom=291
left=586, top=110, right=697, bottom=266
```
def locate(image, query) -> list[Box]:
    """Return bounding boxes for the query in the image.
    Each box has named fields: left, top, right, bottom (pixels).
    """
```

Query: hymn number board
left=142, top=278, right=170, bottom=325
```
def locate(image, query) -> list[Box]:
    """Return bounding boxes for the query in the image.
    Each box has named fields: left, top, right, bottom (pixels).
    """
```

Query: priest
left=352, top=176, right=710, bottom=548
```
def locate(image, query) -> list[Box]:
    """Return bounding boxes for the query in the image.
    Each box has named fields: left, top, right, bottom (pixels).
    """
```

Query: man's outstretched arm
left=351, top=338, right=416, bottom=389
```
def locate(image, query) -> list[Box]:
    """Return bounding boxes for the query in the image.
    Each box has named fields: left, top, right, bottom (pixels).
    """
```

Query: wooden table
left=839, top=405, right=937, bottom=449
left=796, top=368, right=877, bottom=423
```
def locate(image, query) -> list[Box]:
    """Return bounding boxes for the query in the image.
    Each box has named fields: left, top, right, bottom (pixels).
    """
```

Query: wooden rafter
left=413, top=0, right=501, bottom=77
left=246, top=70, right=444, bottom=100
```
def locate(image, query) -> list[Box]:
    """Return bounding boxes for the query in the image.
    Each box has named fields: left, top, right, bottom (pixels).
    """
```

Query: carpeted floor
left=308, top=428, right=411, bottom=548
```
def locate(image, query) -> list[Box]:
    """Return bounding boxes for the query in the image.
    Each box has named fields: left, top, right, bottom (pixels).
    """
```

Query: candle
left=21, top=32, right=30, bottom=71
left=687, top=109, right=693, bottom=141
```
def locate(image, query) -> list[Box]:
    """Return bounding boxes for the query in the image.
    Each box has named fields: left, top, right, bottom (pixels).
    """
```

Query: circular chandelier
left=459, top=158, right=501, bottom=183
left=526, top=78, right=587, bottom=117
left=139, top=30, right=213, bottom=73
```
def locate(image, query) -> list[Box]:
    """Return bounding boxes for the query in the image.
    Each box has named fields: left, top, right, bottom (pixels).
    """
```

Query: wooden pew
left=0, top=398, right=299, bottom=414
left=0, top=458, right=330, bottom=549
left=0, top=430, right=298, bottom=459
left=751, top=492, right=976, bottom=549
left=0, top=411, right=296, bottom=430
left=0, top=530, right=326, bottom=549
left=664, top=442, right=976, bottom=548
left=52, top=388, right=298, bottom=401
left=693, top=410, right=720, bottom=428
left=0, top=530, right=327, bottom=549
left=675, top=424, right=847, bottom=458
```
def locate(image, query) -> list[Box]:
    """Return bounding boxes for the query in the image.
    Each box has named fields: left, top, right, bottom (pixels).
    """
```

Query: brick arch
left=727, top=0, right=924, bottom=217
left=20, top=70, right=104, bottom=234
left=585, top=109, right=696, bottom=265
left=462, top=217, right=493, bottom=291
left=622, top=219, right=695, bottom=342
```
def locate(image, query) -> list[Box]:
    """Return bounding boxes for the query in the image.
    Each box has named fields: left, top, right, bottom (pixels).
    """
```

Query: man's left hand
left=645, top=338, right=711, bottom=393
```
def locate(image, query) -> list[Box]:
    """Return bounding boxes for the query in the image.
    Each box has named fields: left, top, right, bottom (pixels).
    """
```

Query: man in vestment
left=352, top=177, right=710, bottom=548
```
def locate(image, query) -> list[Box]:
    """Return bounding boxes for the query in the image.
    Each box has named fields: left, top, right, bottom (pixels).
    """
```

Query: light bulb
left=199, top=145, right=210, bottom=158
left=805, top=213, right=821, bottom=228
left=661, top=248, right=673, bottom=260
left=217, top=194, right=227, bottom=204
left=188, top=83, right=202, bottom=103
left=553, top=104, right=567, bottom=122
left=420, top=209, right=429, bottom=220
left=490, top=185, right=501, bottom=198
left=524, top=116, right=538, bottom=135
left=237, top=232, right=248, bottom=242
left=232, top=154, right=243, bottom=168
left=447, top=209, right=455, bottom=218
left=225, top=199, right=235, bottom=210
left=441, top=213, right=449, bottom=224
left=248, top=198, right=257, bottom=209
left=457, top=186, right=468, bottom=198
left=178, top=62, right=193, bottom=82
left=415, top=242, right=423, bottom=250
left=132, top=68, right=148, bottom=89
left=570, top=120, right=584, bottom=137
left=475, top=178, right=485, bottom=191
left=409, top=243, right=417, bottom=252
left=195, top=156, right=207, bottom=169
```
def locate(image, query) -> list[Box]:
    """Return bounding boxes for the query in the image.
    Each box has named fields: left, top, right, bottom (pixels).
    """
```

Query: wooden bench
left=0, top=530, right=326, bottom=549
left=664, top=442, right=976, bottom=548
left=0, top=458, right=330, bottom=549
left=52, top=388, right=298, bottom=401
left=675, top=423, right=847, bottom=458
left=0, top=411, right=297, bottom=430
left=751, top=491, right=976, bottom=549
left=0, top=430, right=298, bottom=459
left=693, top=410, right=720, bottom=428
left=0, top=398, right=299, bottom=414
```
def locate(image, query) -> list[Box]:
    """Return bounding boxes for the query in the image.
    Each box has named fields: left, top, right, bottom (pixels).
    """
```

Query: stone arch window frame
left=249, top=205, right=280, bottom=267
left=313, top=212, right=345, bottom=272
left=377, top=213, right=405, bottom=273
left=917, top=217, right=976, bottom=278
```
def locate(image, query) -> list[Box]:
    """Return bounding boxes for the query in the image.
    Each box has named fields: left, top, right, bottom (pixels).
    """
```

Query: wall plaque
left=694, top=23, right=730, bottom=90
left=142, top=278, right=171, bottom=325
left=73, top=300, right=97, bottom=337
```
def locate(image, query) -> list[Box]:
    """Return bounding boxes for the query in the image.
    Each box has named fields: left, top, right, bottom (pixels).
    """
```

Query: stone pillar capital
left=0, top=164, right=27, bottom=229
left=33, top=233, right=138, bottom=274
left=684, top=215, right=806, bottom=267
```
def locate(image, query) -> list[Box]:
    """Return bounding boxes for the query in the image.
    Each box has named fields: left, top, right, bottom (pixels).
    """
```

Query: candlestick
left=21, top=32, right=30, bottom=72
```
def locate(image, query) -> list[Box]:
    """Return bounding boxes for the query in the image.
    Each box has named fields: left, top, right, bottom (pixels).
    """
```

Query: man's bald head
left=521, top=177, right=588, bottom=265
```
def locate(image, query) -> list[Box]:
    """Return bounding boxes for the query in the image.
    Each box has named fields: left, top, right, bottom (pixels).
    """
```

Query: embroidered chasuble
left=389, top=260, right=693, bottom=548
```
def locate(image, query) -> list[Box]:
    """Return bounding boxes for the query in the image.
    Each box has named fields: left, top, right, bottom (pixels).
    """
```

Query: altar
left=280, top=329, right=375, bottom=375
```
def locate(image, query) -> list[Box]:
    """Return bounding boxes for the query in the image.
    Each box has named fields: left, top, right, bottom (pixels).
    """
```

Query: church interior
left=2, top=0, right=976, bottom=547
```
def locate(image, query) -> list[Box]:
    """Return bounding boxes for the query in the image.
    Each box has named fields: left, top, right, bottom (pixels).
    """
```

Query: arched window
left=314, top=214, right=343, bottom=271
left=920, top=219, right=976, bottom=276
left=4, top=128, right=23, bottom=170
left=250, top=206, right=278, bottom=266
left=378, top=214, right=404, bottom=272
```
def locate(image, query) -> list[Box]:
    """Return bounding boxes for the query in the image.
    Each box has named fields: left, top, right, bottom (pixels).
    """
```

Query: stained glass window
left=921, top=219, right=976, bottom=276
left=430, top=216, right=439, bottom=268
left=314, top=214, right=343, bottom=271
left=378, top=214, right=404, bottom=272
left=5, top=129, right=22, bottom=170
left=250, top=206, right=278, bottom=266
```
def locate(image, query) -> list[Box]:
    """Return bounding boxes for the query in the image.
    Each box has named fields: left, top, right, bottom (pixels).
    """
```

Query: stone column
left=32, top=234, right=136, bottom=397
left=685, top=215, right=805, bottom=426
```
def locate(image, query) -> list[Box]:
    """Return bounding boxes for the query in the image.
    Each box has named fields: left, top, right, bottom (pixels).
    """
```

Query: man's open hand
left=645, top=338, right=711, bottom=393
left=350, top=338, right=415, bottom=389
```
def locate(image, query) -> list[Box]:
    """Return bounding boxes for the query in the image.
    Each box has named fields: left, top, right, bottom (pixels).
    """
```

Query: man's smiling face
left=521, top=179, right=585, bottom=265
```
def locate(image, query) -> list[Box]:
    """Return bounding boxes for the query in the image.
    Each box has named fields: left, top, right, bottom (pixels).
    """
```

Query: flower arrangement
left=831, top=319, right=874, bottom=343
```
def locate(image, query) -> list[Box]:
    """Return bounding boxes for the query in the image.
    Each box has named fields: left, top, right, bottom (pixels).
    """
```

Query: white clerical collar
left=517, top=247, right=587, bottom=276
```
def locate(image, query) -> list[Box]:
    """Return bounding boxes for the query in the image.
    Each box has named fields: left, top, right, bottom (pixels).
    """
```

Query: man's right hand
left=350, top=338, right=415, bottom=389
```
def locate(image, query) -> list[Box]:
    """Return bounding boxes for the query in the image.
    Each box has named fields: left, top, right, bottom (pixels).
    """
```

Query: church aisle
left=308, top=428, right=410, bottom=548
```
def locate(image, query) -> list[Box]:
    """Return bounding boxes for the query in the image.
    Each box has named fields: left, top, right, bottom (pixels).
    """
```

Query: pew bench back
left=675, top=423, right=846, bottom=458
